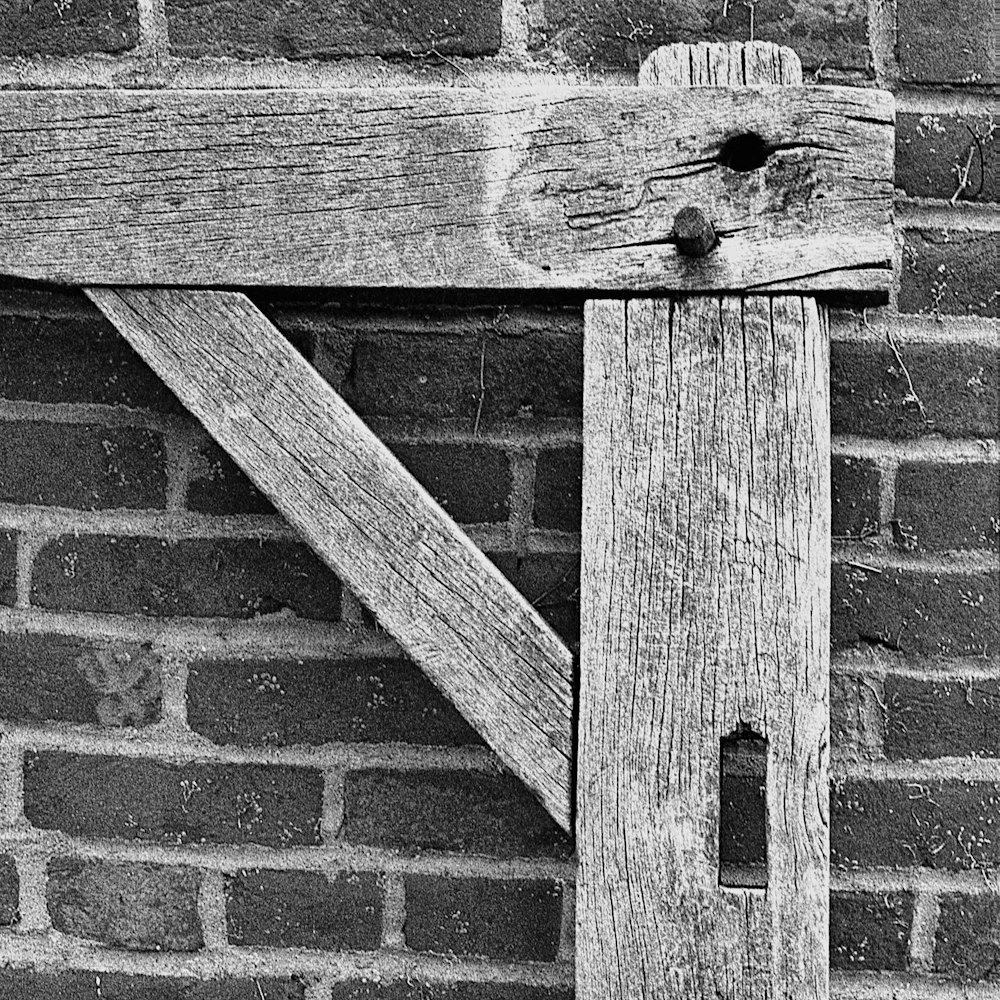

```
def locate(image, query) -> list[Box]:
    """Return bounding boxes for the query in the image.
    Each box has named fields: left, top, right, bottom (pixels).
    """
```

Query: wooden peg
left=672, top=205, right=717, bottom=257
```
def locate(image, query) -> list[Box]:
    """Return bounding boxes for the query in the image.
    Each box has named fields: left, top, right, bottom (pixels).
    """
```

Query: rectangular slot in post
left=719, top=729, right=768, bottom=890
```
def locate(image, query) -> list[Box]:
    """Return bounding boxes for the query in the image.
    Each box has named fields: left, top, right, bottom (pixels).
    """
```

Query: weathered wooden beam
left=1, top=85, right=893, bottom=292
left=577, top=43, right=831, bottom=999
left=86, top=287, right=575, bottom=831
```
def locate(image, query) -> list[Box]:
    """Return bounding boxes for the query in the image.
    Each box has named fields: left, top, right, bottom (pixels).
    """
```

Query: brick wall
left=0, top=2, right=996, bottom=1000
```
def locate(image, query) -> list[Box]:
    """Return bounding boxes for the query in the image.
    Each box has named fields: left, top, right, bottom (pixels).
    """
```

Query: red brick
left=23, top=752, right=323, bottom=847
left=898, top=0, right=994, bottom=84
left=934, top=893, right=1000, bottom=982
left=831, top=563, right=999, bottom=657
left=894, top=462, right=999, bottom=551
left=0, top=422, right=166, bottom=510
left=186, top=441, right=276, bottom=516
left=0, top=634, right=161, bottom=727
left=188, top=656, right=480, bottom=748
left=330, top=985, right=573, bottom=1000
left=404, top=875, right=562, bottom=961
left=226, top=869, right=381, bottom=950
left=534, top=446, right=582, bottom=532
left=0, top=312, right=182, bottom=411
left=313, top=306, right=583, bottom=427
left=830, top=891, right=913, bottom=970
left=343, top=770, right=572, bottom=859
left=31, top=535, right=341, bottom=620
left=885, top=676, right=1000, bottom=760
left=832, top=456, right=880, bottom=538
left=831, top=339, right=999, bottom=439
left=528, top=0, right=869, bottom=72
left=900, top=230, right=998, bottom=318
left=0, top=856, right=18, bottom=927
left=493, top=551, right=581, bottom=647
left=0, top=971, right=305, bottom=1000
left=0, top=532, right=16, bottom=606
left=47, top=857, right=202, bottom=951
left=0, top=0, right=138, bottom=55
left=389, top=443, right=511, bottom=524
left=896, top=112, right=998, bottom=203
left=832, top=779, right=1000, bottom=870
left=166, top=0, right=500, bottom=58
left=719, top=735, right=766, bottom=874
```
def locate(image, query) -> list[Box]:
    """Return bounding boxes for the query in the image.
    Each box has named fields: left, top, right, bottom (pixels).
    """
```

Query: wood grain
left=577, top=42, right=830, bottom=999
left=86, top=287, right=575, bottom=831
left=0, top=85, right=894, bottom=292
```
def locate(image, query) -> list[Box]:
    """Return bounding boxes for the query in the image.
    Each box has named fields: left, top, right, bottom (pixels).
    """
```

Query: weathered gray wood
left=578, top=42, right=830, bottom=1000
left=86, top=287, right=575, bottom=832
left=0, top=85, right=894, bottom=292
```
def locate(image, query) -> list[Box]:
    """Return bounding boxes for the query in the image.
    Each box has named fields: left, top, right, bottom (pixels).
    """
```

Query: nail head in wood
left=672, top=206, right=717, bottom=257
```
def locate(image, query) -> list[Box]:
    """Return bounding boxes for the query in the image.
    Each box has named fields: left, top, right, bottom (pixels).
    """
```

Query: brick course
left=166, top=0, right=502, bottom=58
left=830, top=339, right=999, bottom=440
left=934, top=893, right=1000, bottom=982
left=534, top=446, right=583, bottom=532
left=23, top=752, right=324, bottom=847
left=527, top=0, right=869, bottom=72
left=0, top=971, right=305, bottom=1000
left=894, top=462, right=1000, bottom=551
left=47, top=858, right=203, bottom=951
left=901, top=230, right=998, bottom=318
left=0, top=312, right=182, bottom=411
left=186, top=442, right=276, bottom=516
left=885, top=676, right=1000, bottom=760
left=403, top=875, right=563, bottom=961
left=188, top=656, right=480, bottom=747
left=389, top=443, right=511, bottom=524
left=832, top=780, right=1000, bottom=870
left=0, top=634, right=161, bottom=727
left=831, top=563, right=999, bottom=657
left=494, top=551, right=581, bottom=647
left=831, top=457, right=880, bottom=538
left=316, top=322, right=583, bottom=426
left=898, top=0, right=995, bottom=84
left=896, top=112, right=998, bottom=203
left=0, top=0, right=139, bottom=56
left=830, top=891, right=913, bottom=971
left=30, top=535, right=341, bottom=620
left=226, top=869, right=382, bottom=951
left=719, top=745, right=767, bottom=870
left=0, top=421, right=166, bottom=510
left=343, top=769, right=573, bottom=858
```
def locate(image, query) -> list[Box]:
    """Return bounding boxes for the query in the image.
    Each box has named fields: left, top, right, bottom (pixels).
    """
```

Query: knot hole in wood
left=717, top=131, right=771, bottom=172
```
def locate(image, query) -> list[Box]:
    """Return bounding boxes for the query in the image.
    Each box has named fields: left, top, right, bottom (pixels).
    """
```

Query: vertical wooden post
left=577, top=42, right=830, bottom=999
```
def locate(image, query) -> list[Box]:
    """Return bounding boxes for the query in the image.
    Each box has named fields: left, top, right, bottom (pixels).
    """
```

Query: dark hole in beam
left=719, top=726, right=768, bottom=889
left=717, top=132, right=770, bottom=172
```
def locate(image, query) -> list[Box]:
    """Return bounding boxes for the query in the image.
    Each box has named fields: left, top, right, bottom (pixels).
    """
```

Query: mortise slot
left=719, top=727, right=768, bottom=889
left=717, top=132, right=770, bottom=172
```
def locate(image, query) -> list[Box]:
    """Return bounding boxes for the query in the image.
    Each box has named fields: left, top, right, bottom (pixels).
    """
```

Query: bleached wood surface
left=87, top=287, right=575, bottom=831
left=577, top=42, right=831, bottom=999
left=0, top=84, right=893, bottom=291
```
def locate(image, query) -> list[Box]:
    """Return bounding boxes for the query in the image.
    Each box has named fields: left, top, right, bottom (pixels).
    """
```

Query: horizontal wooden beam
left=87, top=287, right=575, bottom=831
left=2, top=86, right=893, bottom=292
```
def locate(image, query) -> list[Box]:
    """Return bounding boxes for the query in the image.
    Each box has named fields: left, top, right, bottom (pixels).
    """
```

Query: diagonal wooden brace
left=87, top=288, right=576, bottom=831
